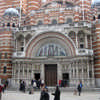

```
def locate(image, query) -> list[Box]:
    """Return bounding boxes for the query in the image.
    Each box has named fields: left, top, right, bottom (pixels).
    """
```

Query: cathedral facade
left=0, top=0, right=100, bottom=88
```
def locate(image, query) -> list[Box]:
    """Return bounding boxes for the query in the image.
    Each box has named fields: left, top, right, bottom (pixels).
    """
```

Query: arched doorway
left=25, top=32, right=76, bottom=86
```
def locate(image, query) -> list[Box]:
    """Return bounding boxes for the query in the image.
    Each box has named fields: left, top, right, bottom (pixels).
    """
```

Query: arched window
left=52, top=19, right=57, bottom=24
left=12, top=23, right=15, bottom=27
left=5, top=53, right=7, bottom=58
left=93, top=16, right=95, bottom=20
left=78, top=31, right=85, bottom=48
left=3, top=66, right=7, bottom=74
left=37, top=43, right=67, bottom=56
left=3, top=23, right=5, bottom=27
left=98, top=15, right=100, bottom=19
left=17, top=35, right=24, bottom=51
left=67, top=18, right=72, bottom=24
left=0, top=53, right=2, bottom=59
left=38, top=20, right=43, bottom=25
left=7, top=23, right=10, bottom=27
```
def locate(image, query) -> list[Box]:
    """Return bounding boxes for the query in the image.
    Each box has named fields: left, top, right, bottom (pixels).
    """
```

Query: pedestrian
left=22, top=81, right=26, bottom=93
left=40, top=87, right=46, bottom=100
left=40, top=87, right=49, bottom=100
left=0, top=84, right=3, bottom=100
left=77, top=81, right=83, bottom=96
left=52, top=86, right=60, bottom=100
left=44, top=88, right=49, bottom=100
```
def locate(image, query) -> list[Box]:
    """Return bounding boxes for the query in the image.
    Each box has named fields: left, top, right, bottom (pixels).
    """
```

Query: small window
left=98, top=15, right=100, bottom=19
left=3, top=66, right=7, bottom=74
left=5, top=53, right=7, bottom=58
left=52, top=19, right=57, bottom=24
left=0, top=53, right=2, bottom=59
left=24, top=21, right=26, bottom=24
left=7, top=23, right=10, bottom=27
left=80, top=44, right=84, bottom=48
left=93, top=16, right=95, bottom=20
left=3, top=23, right=5, bottom=27
left=12, top=23, right=15, bottom=27
left=67, top=18, right=72, bottom=24
left=21, top=47, right=24, bottom=51
left=89, top=71, right=92, bottom=78
left=38, top=20, right=43, bottom=25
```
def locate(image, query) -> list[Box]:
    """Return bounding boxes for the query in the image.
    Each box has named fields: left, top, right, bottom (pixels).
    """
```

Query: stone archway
left=25, top=32, right=76, bottom=57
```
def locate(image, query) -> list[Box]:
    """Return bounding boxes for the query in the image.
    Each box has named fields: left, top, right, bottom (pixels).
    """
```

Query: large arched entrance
left=25, top=32, right=76, bottom=86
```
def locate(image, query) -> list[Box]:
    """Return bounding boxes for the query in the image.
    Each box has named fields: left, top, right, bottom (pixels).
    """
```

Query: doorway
left=62, top=73, right=69, bottom=87
left=45, top=64, right=57, bottom=86
left=34, top=73, right=40, bottom=81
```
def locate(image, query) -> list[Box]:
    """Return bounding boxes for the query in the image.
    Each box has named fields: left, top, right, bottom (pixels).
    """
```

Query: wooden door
left=45, top=64, right=57, bottom=86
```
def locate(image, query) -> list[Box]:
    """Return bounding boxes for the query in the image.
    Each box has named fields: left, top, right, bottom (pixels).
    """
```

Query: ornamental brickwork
left=0, top=0, right=100, bottom=88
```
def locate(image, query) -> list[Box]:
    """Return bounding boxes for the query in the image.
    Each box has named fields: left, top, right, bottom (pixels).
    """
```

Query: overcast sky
left=42, top=0, right=100, bottom=3
left=92, top=0, right=100, bottom=3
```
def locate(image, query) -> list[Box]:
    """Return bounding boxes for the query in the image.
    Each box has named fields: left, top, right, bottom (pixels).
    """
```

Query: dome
left=4, top=8, right=19, bottom=17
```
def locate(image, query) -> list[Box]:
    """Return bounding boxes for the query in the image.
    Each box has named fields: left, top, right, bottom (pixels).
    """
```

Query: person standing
left=52, top=86, right=60, bottom=100
left=40, top=87, right=46, bottom=100
left=77, top=82, right=83, bottom=96
left=44, top=88, right=49, bottom=100
left=40, top=87, right=49, bottom=100
left=0, top=84, right=3, bottom=100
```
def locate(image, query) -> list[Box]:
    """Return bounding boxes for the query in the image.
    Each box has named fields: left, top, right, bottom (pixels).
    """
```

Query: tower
left=0, top=0, right=20, bottom=17
left=75, top=0, right=92, bottom=21
left=0, top=29, right=13, bottom=80
left=93, top=15, right=100, bottom=87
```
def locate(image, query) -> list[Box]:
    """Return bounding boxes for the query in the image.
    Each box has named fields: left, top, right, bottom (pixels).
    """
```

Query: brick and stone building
left=0, top=0, right=100, bottom=88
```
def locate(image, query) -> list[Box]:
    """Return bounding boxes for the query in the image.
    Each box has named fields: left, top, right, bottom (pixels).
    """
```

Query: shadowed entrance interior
left=45, top=64, right=57, bottom=86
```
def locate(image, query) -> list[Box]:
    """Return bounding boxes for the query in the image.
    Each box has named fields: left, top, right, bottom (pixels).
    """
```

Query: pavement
left=2, top=90, right=100, bottom=100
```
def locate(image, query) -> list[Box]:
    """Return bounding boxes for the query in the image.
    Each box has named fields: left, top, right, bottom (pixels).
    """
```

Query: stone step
left=7, top=86, right=100, bottom=92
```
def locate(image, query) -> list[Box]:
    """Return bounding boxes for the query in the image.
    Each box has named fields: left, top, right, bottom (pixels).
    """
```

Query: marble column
left=85, top=35, right=88, bottom=48
left=57, top=63, right=62, bottom=84
left=41, top=64, right=45, bottom=81
left=76, top=34, right=78, bottom=48
left=76, top=62, right=79, bottom=79
left=87, top=61, right=90, bottom=79
left=91, top=61, right=94, bottom=78
left=22, top=63, right=24, bottom=79
left=73, top=63, right=75, bottom=79
left=24, top=38, right=26, bottom=51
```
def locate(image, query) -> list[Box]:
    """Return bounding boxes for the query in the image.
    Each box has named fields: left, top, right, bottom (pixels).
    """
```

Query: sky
left=42, top=0, right=100, bottom=3
left=92, top=0, right=100, bottom=3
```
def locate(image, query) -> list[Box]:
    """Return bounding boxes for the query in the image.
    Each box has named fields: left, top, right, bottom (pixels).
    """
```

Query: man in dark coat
left=52, top=86, right=60, bottom=100
left=40, top=87, right=49, bottom=100
left=77, top=83, right=82, bottom=96
left=40, top=88, right=46, bottom=100
left=0, top=84, right=3, bottom=100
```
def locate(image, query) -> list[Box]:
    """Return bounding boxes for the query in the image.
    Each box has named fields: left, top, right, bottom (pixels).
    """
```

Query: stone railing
left=13, top=51, right=25, bottom=57
left=20, top=22, right=91, bottom=32
left=76, top=49, right=93, bottom=56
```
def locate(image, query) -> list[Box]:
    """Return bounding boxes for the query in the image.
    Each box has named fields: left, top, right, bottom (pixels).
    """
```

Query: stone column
left=87, top=61, right=90, bottom=87
left=85, top=35, right=88, bottom=48
left=41, top=64, right=45, bottom=81
left=73, top=63, right=75, bottom=79
left=57, top=63, right=62, bottom=84
left=90, top=36, right=92, bottom=49
left=22, top=63, right=24, bottom=79
left=16, top=39, right=17, bottom=52
left=69, top=64, right=72, bottom=79
left=76, top=33, right=78, bottom=48
left=76, top=62, right=79, bottom=80
left=91, top=61, right=94, bottom=78
left=24, top=38, right=26, bottom=51
left=69, top=63, right=72, bottom=87
left=87, top=61, right=90, bottom=79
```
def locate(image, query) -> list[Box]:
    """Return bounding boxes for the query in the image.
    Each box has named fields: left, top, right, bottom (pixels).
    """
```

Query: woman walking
left=52, top=86, right=60, bottom=100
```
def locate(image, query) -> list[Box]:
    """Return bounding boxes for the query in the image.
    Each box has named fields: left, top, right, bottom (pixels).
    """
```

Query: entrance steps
left=47, top=87, right=100, bottom=92
left=7, top=86, right=100, bottom=92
